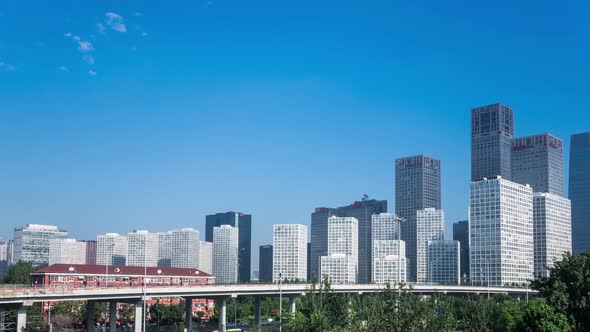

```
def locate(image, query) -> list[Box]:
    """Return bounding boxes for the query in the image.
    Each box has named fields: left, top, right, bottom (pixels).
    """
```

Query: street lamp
left=279, top=272, right=282, bottom=332
left=105, top=243, right=116, bottom=288
left=397, top=216, right=406, bottom=296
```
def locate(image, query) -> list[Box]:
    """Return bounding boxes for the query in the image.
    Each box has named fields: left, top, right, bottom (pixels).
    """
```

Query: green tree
left=531, top=251, right=590, bottom=331
left=515, top=300, right=572, bottom=332
left=2, top=262, right=36, bottom=284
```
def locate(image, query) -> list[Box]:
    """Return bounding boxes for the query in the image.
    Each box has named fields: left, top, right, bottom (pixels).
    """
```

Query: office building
left=259, top=245, right=273, bottom=283
left=428, top=240, right=460, bottom=285
left=533, top=193, right=572, bottom=278
left=273, top=224, right=307, bottom=282
left=212, top=225, right=239, bottom=284
left=453, top=220, right=469, bottom=281
left=310, top=207, right=335, bottom=281
left=199, top=241, right=213, bottom=275
left=320, top=217, right=358, bottom=284
left=84, top=240, right=97, bottom=265
left=372, top=213, right=406, bottom=284
left=0, top=242, right=8, bottom=276
left=48, top=238, right=87, bottom=265
left=171, top=228, right=200, bottom=269
left=470, top=177, right=533, bottom=286
left=471, top=103, right=514, bottom=181
left=512, top=133, right=564, bottom=196
left=416, top=208, right=445, bottom=283
left=96, top=233, right=128, bottom=266
left=13, top=224, right=68, bottom=266
left=206, top=212, right=251, bottom=283
left=307, top=242, right=311, bottom=281
left=395, top=155, right=441, bottom=282
left=157, top=231, right=173, bottom=267
left=127, top=230, right=159, bottom=267
left=570, top=132, right=590, bottom=254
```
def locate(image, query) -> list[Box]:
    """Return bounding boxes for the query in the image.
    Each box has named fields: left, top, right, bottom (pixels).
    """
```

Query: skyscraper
left=206, top=212, right=251, bottom=283
left=0, top=242, right=7, bottom=276
left=49, top=238, right=87, bottom=265
left=570, top=132, right=590, bottom=254
left=170, top=228, right=200, bottom=269
left=395, top=155, right=441, bottom=282
left=428, top=240, right=460, bottom=285
left=13, top=224, right=68, bottom=266
left=259, top=245, right=273, bottom=283
left=307, top=242, right=311, bottom=281
left=471, top=103, right=514, bottom=181
left=310, top=207, right=335, bottom=281
left=470, top=177, right=533, bottom=286
left=320, top=217, right=359, bottom=284
left=533, top=193, right=572, bottom=278
left=96, top=233, right=128, bottom=266
left=273, top=224, right=307, bottom=282
left=213, top=225, right=239, bottom=284
left=372, top=213, right=406, bottom=284
left=511, top=133, right=564, bottom=196
left=452, top=220, right=469, bottom=281
left=416, top=208, right=445, bottom=283
left=157, top=231, right=173, bottom=267
left=84, top=240, right=97, bottom=265
left=199, top=241, right=213, bottom=275
left=127, top=230, right=159, bottom=267
left=311, top=198, right=387, bottom=283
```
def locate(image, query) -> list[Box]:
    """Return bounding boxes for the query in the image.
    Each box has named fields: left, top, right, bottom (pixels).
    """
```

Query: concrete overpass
left=0, top=283, right=535, bottom=331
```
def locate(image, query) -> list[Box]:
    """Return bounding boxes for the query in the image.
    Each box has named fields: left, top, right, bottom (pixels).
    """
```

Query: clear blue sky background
left=1, top=0, right=589, bottom=271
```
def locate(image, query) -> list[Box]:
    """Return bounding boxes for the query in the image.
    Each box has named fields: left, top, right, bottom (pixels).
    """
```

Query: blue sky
left=1, top=0, right=589, bottom=270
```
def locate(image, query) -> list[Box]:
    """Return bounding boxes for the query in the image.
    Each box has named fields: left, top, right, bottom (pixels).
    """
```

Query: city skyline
left=1, top=1, right=590, bottom=272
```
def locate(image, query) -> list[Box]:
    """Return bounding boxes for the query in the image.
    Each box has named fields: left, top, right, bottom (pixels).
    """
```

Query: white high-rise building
left=127, top=230, right=159, bottom=267
left=157, top=231, right=173, bottom=267
left=48, top=239, right=87, bottom=265
left=96, top=233, right=128, bottom=266
left=0, top=242, right=8, bottom=276
left=372, top=213, right=406, bottom=284
left=199, top=241, right=213, bottom=275
left=273, top=224, right=307, bottom=282
left=533, top=192, right=572, bottom=278
left=213, top=225, right=239, bottom=284
left=428, top=240, right=460, bottom=285
left=13, top=224, right=68, bottom=266
left=171, top=228, right=200, bottom=269
left=416, top=208, right=445, bottom=283
left=470, top=177, right=534, bottom=286
left=320, top=216, right=358, bottom=284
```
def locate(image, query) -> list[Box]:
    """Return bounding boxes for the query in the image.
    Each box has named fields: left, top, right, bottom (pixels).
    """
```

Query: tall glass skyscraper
left=205, top=212, right=251, bottom=283
left=395, top=155, right=441, bottom=282
left=452, top=220, right=469, bottom=281
left=570, top=132, right=590, bottom=254
left=258, top=245, right=273, bottom=283
left=471, top=103, right=514, bottom=181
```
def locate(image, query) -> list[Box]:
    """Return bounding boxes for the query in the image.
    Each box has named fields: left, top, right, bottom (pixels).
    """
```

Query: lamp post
left=397, top=216, right=405, bottom=296
left=279, top=272, right=282, bottom=332
left=106, top=244, right=115, bottom=288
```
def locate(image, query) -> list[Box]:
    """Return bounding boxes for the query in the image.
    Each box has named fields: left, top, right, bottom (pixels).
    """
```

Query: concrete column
left=86, top=301, right=96, bottom=332
left=109, top=302, right=117, bottom=332
left=218, top=297, right=227, bottom=332
left=134, top=300, right=143, bottom=332
left=185, top=297, right=193, bottom=331
left=254, top=296, right=262, bottom=326
left=289, top=296, right=297, bottom=314
left=16, top=306, right=27, bottom=332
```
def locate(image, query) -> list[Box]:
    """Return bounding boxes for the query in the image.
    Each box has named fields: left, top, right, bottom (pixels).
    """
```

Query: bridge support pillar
left=288, top=296, right=297, bottom=315
left=86, top=301, right=96, bottom=332
left=16, top=306, right=27, bottom=332
left=217, top=297, right=227, bottom=332
left=134, top=300, right=144, bottom=332
left=109, top=301, right=117, bottom=331
left=255, top=296, right=262, bottom=326
left=185, top=297, right=194, bottom=331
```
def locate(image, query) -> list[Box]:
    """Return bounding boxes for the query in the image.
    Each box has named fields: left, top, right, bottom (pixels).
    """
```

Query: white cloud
left=64, top=32, right=72, bottom=37
left=88, top=70, right=97, bottom=76
left=58, top=65, right=70, bottom=72
left=105, top=12, right=126, bottom=32
left=83, top=55, right=95, bottom=64
left=78, top=41, right=93, bottom=52
left=96, top=23, right=106, bottom=33
left=72, top=36, right=81, bottom=41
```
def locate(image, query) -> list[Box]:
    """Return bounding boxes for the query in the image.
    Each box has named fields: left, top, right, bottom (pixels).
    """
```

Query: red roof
left=32, top=264, right=213, bottom=278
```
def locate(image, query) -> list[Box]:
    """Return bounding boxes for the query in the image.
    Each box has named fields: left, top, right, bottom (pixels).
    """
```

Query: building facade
left=127, top=230, right=159, bottom=267
left=428, top=240, right=460, bottom=285
left=471, top=103, right=514, bottom=181
left=570, top=132, right=590, bottom=254
left=84, top=240, right=97, bottom=265
left=533, top=193, right=572, bottom=278
left=416, top=208, right=445, bottom=283
left=48, top=239, right=87, bottom=265
left=259, top=245, right=273, bottom=283
left=199, top=241, right=213, bottom=275
left=452, top=220, right=469, bottom=281
left=171, top=228, right=200, bottom=269
left=272, top=224, right=307, bottom=282
left=212, top=225, right=239, bottom=284
left=395, top=155, right=441, bottom=282
left=310, top=207, right=335, bottom=281
left=511, top=133, right=564, bottom=196
left=205, top=212, right=251, bottom=283
left=371, top=213, right=406, bottom=284
left=157, top=231, right=173, bottom=267
left=470, top=177, right=533, bottom=286
left=0, top=242, right=8, bottom=276
left=13, top=224, right=68, bottom=266
left=96, top=233, right=128, bottom=266
left=320, top=217, right=358, bottom=284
